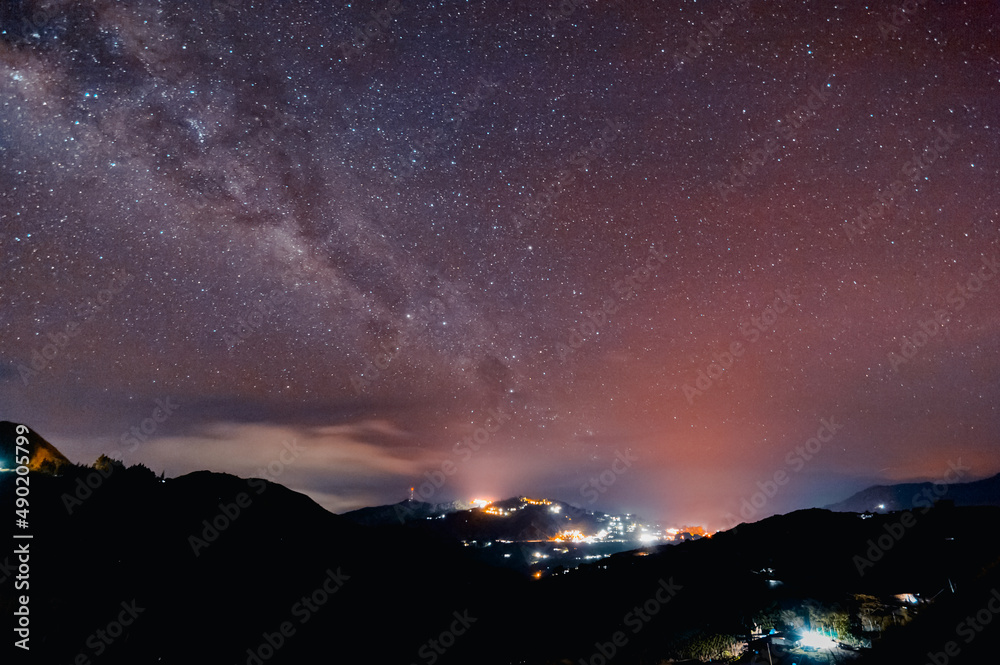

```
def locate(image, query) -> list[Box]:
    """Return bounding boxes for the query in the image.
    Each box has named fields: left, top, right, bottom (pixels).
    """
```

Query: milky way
left=2, top=0, right=999, bottom=528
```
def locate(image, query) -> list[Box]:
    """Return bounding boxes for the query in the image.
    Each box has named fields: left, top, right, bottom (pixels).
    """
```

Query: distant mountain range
left=342, top=495, right=677, bottom=575
left=341, top=497, right=478, bottom=526
left=824, top=471, right=1000, bottom=513
left=4, top=422, right=1000, bottom=664
left=342, top=495, right=662, bottom=541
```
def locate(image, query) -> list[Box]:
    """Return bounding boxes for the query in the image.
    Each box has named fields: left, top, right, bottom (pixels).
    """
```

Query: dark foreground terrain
left=2, top=425, right=999, bottom=665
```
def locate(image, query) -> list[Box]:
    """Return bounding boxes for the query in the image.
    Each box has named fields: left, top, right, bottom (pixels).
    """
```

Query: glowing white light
left=799, top=631, right=837, bottom=650
left=639, top=533, right=657, bottom=544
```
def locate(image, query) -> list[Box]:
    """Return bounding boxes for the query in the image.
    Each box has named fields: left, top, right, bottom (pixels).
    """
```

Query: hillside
left=3, top=424, right=1000, bottom=665
left=824, top=472, right=1000, bottom=513
left=0, top=465, right=527, bottom=665
left=0, top=421, right=71, bottom=473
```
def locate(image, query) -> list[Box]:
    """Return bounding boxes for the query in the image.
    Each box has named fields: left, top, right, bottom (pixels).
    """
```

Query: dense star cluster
left=1, top=0, right=998, bottom=527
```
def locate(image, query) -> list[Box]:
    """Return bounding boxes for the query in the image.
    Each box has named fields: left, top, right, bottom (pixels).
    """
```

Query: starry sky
left=2, top=0, right=999, bottom=530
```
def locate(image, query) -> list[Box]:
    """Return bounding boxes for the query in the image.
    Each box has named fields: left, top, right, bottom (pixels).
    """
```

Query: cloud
left=132, top=420, right=429, bottom=500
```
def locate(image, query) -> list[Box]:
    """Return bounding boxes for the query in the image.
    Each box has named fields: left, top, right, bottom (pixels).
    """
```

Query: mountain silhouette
left=0, top=421, right=71, bottom=473
left=824, top=471, right=1000, bottom=513
left=341, top=497, right=471, bottom=526
left=2, top=424, right=999, bottom=665
left=344, top=495, right=650, bottom=541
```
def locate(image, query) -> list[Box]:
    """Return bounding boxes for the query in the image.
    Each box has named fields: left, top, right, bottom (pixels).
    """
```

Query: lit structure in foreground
left=798, top=630, right=837, bottom=650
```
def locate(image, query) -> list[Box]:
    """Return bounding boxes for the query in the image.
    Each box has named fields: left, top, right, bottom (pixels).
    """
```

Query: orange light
left=552, top=529, right=586, bottom=542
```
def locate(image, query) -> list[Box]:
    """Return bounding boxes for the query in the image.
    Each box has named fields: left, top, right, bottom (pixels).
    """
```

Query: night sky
left=2, top=0, right=998, bottom=530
